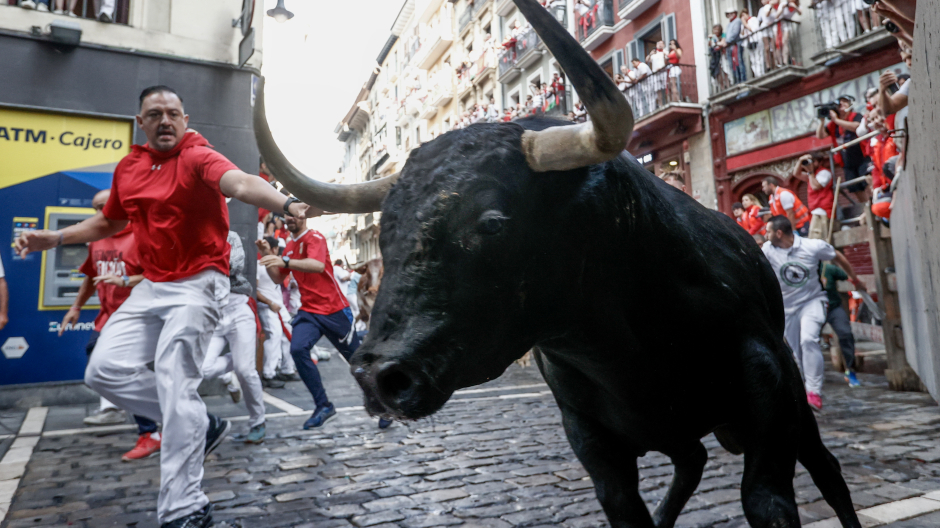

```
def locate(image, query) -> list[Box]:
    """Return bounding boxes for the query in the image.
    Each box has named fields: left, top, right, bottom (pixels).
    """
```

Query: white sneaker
left=83, top=407, right=126, bottom=426
left=21, top=1, right=37, bottom=9
left=37, top=2, right=49, bottom=11
left=67, top=10, right=77, bottom=17
left=315, top=347, right=332, bottom=361
left=53, top=9, right=64, bottom=14
left=225, top=374, right=242, bottom=404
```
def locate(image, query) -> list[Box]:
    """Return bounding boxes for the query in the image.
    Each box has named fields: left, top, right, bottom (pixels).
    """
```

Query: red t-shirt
left=281, top=230, right=349, bottom=315
left=746, top=204, right=765, bottom=235
left=79, top=227, right=143, bottom=332
left=103, top=132, right=237, bottom=282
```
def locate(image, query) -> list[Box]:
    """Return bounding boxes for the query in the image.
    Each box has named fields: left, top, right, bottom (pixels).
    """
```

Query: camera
left=884, top=20, right=900, bottom=34
left=815, top=101, right=840, bottom=119
left=801, top=159, right=811, bottom=166
left=862, top=0, right=878, bottom=5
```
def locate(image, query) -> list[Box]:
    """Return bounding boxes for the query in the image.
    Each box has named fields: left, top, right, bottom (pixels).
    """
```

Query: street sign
left=233, top=0, right=254, bottom=36
left=239, top=28, right=255, bottom=68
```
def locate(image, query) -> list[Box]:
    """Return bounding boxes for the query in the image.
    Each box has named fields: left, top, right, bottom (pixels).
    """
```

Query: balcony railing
left=623, top=64, right=697, bottom=120
left=402, top=35, right=423, bottom=68
left=707, top=19, right=803, bottom=96
left=576, top=0, right=615, bottom=43
left=497, top=26, right=541, bottom=78
left=811, top=0, right=883, bottom=50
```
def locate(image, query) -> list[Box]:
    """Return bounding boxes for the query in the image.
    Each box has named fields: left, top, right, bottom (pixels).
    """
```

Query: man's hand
left=269, top=302, right=283, bottom=313
left=15, top=230, right=61, bottom=257
left=93, top=275, right=124, bottom=287
left=828, top=110, right=839, bottom=121
left=0, top=313, right=7, bottom=331
left=59, top=306, right=81, bottom=336
left=879, top=70, right=898, bottom=93
left=260, top=255, right=286, bottom=270
left=850, top=277, right=868, bottom=293
left=256, top=239, right=276, bottom=257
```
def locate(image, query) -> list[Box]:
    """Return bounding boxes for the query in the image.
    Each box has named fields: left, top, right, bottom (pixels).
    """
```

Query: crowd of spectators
left=710, top=2, right=802, bottom=91
left=15, top=0, right=117, bottom=22
left=611, top=40, right=685, bottom=116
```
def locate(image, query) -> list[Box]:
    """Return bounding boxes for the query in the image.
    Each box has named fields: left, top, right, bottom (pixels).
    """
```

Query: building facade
left=576, top=0, right=716, bottom=207
left=0, top=0, right=264, bottom=385
left=702, top=0, right=904, bottom=215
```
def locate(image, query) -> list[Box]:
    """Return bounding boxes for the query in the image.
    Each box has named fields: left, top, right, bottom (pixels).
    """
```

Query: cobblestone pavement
left=3, top=347, right=940, bottom=528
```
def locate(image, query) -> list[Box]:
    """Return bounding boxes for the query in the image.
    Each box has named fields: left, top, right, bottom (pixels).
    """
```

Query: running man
left=201, top=231, right=267, bottom=444
left=257, top=209, right=392, bottom=430
left=256, top=235, right=298, bottom=388
left=15, top=85, right=309, bottom=528
left=762, top=216, right=862, bottom=411
left=60, top=189, right=162, bottom=461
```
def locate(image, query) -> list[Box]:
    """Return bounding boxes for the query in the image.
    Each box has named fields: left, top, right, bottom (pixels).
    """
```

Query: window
left=395, top=126, right=402, bottom=147
left=627, top=13, right=676, bottom=63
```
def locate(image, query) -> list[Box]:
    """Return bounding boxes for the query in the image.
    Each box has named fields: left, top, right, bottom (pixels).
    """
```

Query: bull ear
left=512, top=0, right=634, bottom=171
left=253, top=77, right=399, bottom=213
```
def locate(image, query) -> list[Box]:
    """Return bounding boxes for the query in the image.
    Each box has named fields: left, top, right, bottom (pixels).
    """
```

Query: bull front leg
left=558, top=403, right=655, bottom=528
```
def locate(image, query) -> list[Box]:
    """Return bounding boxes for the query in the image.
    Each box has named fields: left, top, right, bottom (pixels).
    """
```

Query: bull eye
left=477, top=210, right=507, bottom=235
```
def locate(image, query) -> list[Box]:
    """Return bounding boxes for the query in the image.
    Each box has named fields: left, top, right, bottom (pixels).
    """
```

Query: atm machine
left=40, top=209, right=99, bottom=309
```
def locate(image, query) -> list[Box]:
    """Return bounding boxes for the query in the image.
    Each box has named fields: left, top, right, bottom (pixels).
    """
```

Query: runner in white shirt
left=631, top=58, right=654, bottom=115
left=761, top=216, right=861, bottom=411
left=255, top=236, right=298, bottom=387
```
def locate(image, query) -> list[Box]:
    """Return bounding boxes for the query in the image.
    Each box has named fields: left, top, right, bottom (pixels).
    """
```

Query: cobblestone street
left=3, top=347, right=940, bottom=528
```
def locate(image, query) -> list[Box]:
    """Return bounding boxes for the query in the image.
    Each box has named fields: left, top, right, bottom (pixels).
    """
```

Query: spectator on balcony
left=631, top=57, right=654, bottom=115
left=773, top=0, right=801, bottom=67
left=792, top=152, right=834, bottom=240
left=815, top=0, right=848, bottom=49
left=757, top=0, right=778, bottom=73
left=666, top=39, right=683, bottom=103
left=724, top=9, right=747, bottom=84
left=647, top=41, right=669, bottom=106
left=742, top=9, right=765, bottom=78
left=708, top=25, right=731, bottom=92
left=816, top=94, right=870, bottom=201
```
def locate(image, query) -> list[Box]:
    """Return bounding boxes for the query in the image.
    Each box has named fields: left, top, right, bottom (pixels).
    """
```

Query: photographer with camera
left=792, top=152, right=834, bottom=240
left=816, top=94, right=871, bottom=201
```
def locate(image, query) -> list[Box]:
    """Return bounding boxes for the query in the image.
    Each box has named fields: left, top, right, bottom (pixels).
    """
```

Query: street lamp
left=266, top=0, right=294, bottom=23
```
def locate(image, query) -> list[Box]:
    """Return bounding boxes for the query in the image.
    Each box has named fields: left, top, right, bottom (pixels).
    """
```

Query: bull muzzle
left=351, top=353, right=449, bottom=420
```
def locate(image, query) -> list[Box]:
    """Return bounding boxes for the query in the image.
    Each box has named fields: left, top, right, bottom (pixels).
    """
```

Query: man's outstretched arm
left=0, top=277, right=8, bottom=331
left=220, top=170, right=320, bottom=218
left=16, top=213, right=127, bottom=257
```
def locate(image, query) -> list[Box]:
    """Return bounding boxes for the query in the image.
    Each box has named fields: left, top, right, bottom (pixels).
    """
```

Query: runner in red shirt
left=58, top=189, right=161, bottom=461
left=258, top=209, right=392, bottom=431
left=16, top=86, right=310, bottom=528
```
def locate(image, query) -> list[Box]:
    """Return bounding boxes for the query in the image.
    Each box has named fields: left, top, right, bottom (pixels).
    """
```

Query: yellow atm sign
left=0, top=108, right=133, bottom=190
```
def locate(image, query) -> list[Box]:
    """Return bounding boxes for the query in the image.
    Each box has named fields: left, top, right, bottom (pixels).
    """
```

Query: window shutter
left=662, top=13, right=677, bottom=44
left=613, top=49, right=624, bottom=74
left=627, top=40, right=639, bottom=63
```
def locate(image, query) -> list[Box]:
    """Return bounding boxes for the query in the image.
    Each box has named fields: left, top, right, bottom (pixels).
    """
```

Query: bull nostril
left=376, top=364, right=414, bottom=403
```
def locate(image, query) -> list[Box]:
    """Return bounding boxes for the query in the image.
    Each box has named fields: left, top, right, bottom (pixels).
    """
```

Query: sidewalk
left=1, top=347, right=940, bottom=527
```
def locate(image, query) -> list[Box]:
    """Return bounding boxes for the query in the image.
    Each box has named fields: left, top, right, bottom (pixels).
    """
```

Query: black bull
left=348, top=128, right=860, bottom=528
left=255, top=1, right=862, bottom=525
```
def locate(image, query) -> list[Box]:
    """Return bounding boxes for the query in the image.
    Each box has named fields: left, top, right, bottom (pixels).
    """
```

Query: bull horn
left=253, top=77, right=399, bottom=213
left=512, top=0, right=634, bottom=172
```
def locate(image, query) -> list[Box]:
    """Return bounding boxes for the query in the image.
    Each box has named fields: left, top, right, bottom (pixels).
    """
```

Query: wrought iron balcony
left=623, top=63, right=698, bottom=121
left=497, top=26, right=541, bottom=82
left=707, top=19, right=806, bottom=100
left=576, top=0, right=615, bottom=50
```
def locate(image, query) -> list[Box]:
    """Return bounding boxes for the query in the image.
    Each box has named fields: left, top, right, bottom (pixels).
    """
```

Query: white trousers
left=95, top=0, right=114, bottom=16
left=201, top=294, right=265, bottom=428
left=785, top=298, right=829, bottom=395
left=85, top=269, right=228, bottom=524
left=258, top=305, right=295, bottom=379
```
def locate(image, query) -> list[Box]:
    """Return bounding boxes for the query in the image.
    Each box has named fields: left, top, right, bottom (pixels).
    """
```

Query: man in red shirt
left=16, top=86, right=309, bottom=528
left=258, top=209, right=392, bottom=430
left=60, top=189, right=161, bottom=461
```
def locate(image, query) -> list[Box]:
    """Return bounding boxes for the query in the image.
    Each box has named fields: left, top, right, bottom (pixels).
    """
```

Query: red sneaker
left=807, top=392, right=823, bottom=412
left=122, top=432, right=161, bottom=461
